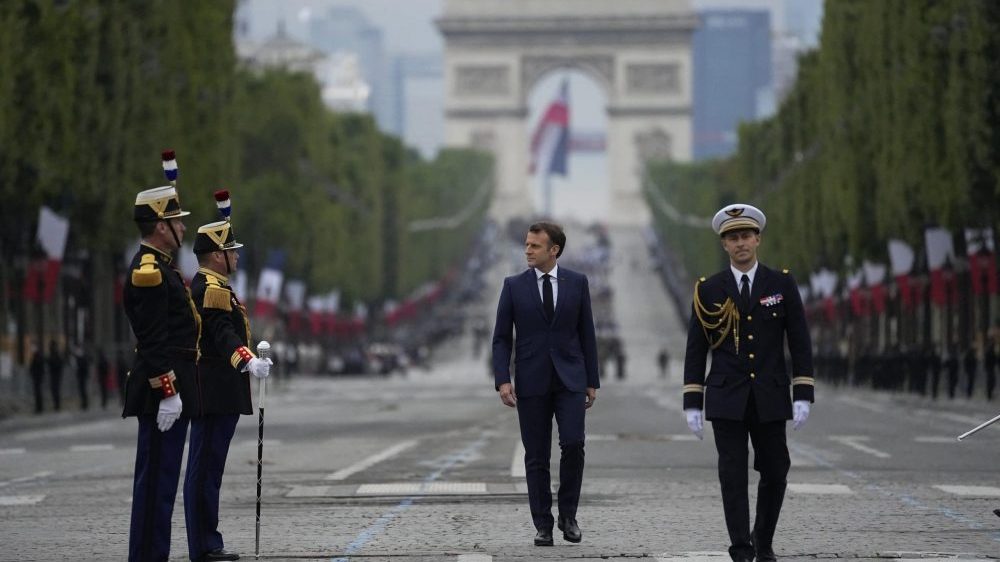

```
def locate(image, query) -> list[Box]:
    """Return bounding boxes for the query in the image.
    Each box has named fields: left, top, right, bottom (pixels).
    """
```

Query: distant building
left=308, top=6, right=390, bottom=129
left=238, top=21, right=327, bottom=75
left=392, top=54, right=444, bottom=158
left=692, top=10, right=772, bottom=160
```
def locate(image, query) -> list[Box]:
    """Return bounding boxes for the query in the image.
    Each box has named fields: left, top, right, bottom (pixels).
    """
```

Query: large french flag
left=529, top=79, right=570, bottom=176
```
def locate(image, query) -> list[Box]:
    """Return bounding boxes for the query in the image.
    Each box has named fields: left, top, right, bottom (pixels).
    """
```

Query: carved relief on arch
left=454, top=65, right=511, bottom=96
left=521, top=55, right=614, bottom=99
left=635, top=128, right=672, bottom=163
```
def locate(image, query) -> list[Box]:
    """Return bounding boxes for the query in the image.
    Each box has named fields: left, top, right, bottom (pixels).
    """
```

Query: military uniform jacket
left=683, top=264, right=814, bottom=422
left=191, top=268, right=254, bottom=415
left=122, top=244, right=201, bottom=417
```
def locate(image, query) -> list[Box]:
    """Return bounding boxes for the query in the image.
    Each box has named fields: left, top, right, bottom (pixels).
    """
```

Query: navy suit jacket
left=492, top=267, right=600, bottom=397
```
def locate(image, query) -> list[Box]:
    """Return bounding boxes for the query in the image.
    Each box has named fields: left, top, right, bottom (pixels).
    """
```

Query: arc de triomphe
left=437, top=0, right=697, bottom=225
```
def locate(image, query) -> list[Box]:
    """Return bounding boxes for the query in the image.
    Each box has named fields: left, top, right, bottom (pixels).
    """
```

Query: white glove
left=792, top=400, right=811, bottom=430
left=157, top=394, right=182, bottom=432
left=244, top=357, right=272, bottom=379
left=685, top=409, right=704, bottom=440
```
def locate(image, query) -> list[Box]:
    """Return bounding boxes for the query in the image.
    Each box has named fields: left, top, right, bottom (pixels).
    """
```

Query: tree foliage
left=646, top=0, right=1000, bottom=278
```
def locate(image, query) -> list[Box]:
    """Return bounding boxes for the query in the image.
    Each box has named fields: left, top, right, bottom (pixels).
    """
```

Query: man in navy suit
left=683, top=204, right=815, bottom=562
left=492, top=221, right=600, bottom=546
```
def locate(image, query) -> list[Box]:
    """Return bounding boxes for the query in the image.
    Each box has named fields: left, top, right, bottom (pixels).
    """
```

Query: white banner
left=887, top=239, right=915, bottom=276
left=37, top=206, right=69, bottom=260
left=924, top=227, right=955, bottom=270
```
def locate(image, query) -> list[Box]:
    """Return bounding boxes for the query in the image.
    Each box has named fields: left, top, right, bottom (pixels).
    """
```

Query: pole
left=544, top=174, right=552, bottom=218
left=254, top=340, right=270, bottom=559
left=957, top=412, right=1000, bottom=440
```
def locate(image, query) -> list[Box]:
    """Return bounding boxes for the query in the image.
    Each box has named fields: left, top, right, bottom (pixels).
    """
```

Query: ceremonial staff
left=956, top=412, right=1000, bottom=440
left=255, top=340, right=270, bottom=559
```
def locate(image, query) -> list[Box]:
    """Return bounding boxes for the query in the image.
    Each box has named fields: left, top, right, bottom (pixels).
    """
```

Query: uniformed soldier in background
left=122, top=185, right=200, bottom=562
left=682, top=204, right=815, bottom=562
left=185, top=200, right=270, bottom=562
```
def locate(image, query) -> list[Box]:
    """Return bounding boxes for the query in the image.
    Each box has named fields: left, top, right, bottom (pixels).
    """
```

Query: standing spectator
left=657, top=347, right=670, bottom=379
left=945, top=344, right=960, bottom=399
left=48, top=340, right=64, bottom=412
left=75, top=347, right=91, bottom=410
left=116, top=350, right=129, bottom=406
left=985, top=332, right=997, bottom=401
left=29, top=346, right=45, bottom=414
left=964, top=345, right=979, bottom=399
left=97, top=350, right=111, bottom=410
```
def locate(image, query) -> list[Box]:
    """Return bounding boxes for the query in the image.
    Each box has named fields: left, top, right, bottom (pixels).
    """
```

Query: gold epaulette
left=131, top=254, right=162, bottom=287
left=203, top=277, right=232, bottom=311
left=692, top=278, right=741, bottom=353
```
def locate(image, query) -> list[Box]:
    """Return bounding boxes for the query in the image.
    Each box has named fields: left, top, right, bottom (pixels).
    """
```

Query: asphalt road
left=1, top=226, right=998, bottom=561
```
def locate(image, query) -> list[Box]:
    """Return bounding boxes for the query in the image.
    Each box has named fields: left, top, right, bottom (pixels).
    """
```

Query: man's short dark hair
left=528, top=221, right=566, bottom=257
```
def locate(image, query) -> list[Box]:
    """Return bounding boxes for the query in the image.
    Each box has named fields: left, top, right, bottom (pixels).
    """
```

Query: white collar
left=731, top=261, right=758, bottom=287
left=535, top=264, right=559, bottom=280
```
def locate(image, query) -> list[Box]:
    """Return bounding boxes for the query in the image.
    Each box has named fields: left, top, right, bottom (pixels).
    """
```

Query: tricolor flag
left=965, top=227, right=998, bottom=295
left=925, top=227, right=956, bottom=306
left=24, top=207, right=69, bottom=303
left=888, top=239, right=916, bottom=308
left=255, top=250, right=285, bottom=318
left=529, top=78, right=569, bottom=177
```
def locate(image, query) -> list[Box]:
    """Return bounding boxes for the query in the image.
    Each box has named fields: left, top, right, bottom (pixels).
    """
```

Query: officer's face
left=721, top=229, right=760, bottom=267
left=159, top=218, right=185, bottom=248
left=525, top=230, right=559, bottom=272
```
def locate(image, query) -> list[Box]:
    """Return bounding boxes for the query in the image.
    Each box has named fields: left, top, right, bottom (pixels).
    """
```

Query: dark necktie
left=740, top=273, right=751, bottom=312
left=542, top=273, right=554, bottom=319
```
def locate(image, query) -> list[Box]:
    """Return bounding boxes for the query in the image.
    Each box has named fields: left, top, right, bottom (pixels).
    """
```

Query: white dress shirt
left=730, top=261, right=759, bottom=295
left=535, top=265, right=559, bottom=308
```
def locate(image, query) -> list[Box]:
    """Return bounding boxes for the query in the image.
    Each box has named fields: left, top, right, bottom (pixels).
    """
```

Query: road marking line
left=287, top=485, right=330, bottom=497
left=829, top=435, right=891, bottom=459
left=0, top=495, right=45, bottom=506
left=510, top=440, right=525, bottom=478
left=657, top=552, right=729, bottom=561
left=788, top=483, right=853, bottom=495
left=0, top=471, right=54, bottom=488
left=69, top=444, right=114, bottom=452
left=933, top=485, right=1000, bottom=497
left=457, top=555, right=492, bottom=562
left=0, top=448, right=26, bottom=455
left=325, top=439, right=418, bottom=480
left=356, top=482, right=488, bottom=495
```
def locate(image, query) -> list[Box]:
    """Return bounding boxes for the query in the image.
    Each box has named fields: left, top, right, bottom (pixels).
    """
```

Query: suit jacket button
left=750, top=373, right=756, bottom=379
left=749, top=353, right=755, bottom=359
left=748, top=335, right=754, bottom=341
left=746, top=315, right=752, bottom=321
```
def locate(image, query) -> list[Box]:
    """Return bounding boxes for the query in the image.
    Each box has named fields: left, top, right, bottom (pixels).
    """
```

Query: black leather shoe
left=202, top=549, right=240, bottom=561
left=557, top=516, right=582, bottom=543
left=534, top=528, right=554, bottom=546
left=750, top=532, right=776, bottom=562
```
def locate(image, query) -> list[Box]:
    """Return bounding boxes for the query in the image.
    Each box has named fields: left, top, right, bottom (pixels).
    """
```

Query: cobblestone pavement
left=1, top=226, right=998, bottom=561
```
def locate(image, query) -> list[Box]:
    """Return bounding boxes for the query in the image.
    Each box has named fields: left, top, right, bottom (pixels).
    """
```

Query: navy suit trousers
left=516, top=366, right=587, bottom=530
left=129, top=415, right=190, bottom=562
left=185, top=413, right=240, bottom=561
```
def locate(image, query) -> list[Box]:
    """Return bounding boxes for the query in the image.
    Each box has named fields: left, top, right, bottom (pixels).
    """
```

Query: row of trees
left=0, top=1, right=492, bottom=362
left=647, top=0, right=999, bottom=283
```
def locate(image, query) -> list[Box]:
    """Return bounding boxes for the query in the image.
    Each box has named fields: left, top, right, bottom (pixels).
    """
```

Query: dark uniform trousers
left=712, top=392, right=790, bottom=559
left=516, top=357, right=586, bottom=531
left=185, top=413, right=240, bottom=559
left=129, top=412, right=190, bottom=562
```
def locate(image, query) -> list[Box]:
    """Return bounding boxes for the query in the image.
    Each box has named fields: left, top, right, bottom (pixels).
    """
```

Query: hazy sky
left=239, top=0, right=444, bottom=54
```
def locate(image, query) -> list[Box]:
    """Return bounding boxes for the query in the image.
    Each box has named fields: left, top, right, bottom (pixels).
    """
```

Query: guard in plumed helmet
left=123, top=169, right=202, bottom=561
left=185, top=190, right=270, bottom=562
left=681, top=203, right=815, bottom=562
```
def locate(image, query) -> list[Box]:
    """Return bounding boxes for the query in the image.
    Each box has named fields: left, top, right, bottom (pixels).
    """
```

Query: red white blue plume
left=161, top=149, right=178, bottom=185
left=214, top=189, right=232, bottom=221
